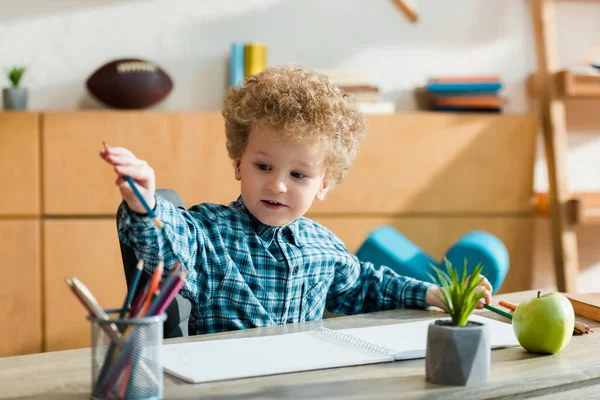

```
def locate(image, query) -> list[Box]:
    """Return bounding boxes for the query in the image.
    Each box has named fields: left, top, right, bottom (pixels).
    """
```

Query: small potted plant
left=425, top=258, right=490, bottom=386
left=3, top=66, right=28, bottom=110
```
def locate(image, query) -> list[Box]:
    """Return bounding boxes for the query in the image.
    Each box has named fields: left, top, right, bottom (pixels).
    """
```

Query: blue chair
left=355, top=226, right=509, bottom=294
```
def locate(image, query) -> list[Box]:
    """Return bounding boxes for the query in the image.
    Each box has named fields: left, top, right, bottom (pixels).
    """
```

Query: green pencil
left=483, top=303, right=513, bottom=320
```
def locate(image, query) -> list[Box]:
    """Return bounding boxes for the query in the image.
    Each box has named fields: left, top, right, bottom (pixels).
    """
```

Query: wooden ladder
left=530, top=0, right=581, bottom=292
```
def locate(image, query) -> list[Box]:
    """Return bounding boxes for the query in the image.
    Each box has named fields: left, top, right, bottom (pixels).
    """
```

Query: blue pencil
left=102, top=141, right=163, bottom=229
left=123, top=176, right=163, bottom=229
left=120, top=260, right=144, bottom=319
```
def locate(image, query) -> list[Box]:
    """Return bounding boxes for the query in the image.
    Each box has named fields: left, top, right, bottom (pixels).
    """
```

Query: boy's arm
left=324, top=238, right=492, bottom=315
left=118, top=195, right=209, bottom=302
left=325, top=254, right=435, bottom=315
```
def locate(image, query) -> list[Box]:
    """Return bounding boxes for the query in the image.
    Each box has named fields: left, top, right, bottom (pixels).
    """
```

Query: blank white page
left=160, top=330, right=393, bottom=384
left=338, top=314, right=520, bottom=360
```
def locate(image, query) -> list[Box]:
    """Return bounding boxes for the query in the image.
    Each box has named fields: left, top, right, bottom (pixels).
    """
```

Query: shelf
left=528, top=67, right=600, bottom=99
left=533, top=191, right=600, bottom=224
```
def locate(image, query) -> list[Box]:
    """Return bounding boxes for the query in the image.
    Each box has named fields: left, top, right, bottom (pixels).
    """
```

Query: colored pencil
left=120, top=272, right=186, bottom=396
left=120, top=260, right=144, bottom=319
left=65, top=277, right=124, bottom=345
left=147, top=269, right=180, bottom=316
left=129, top=287, right=148, bottom=317
left=123, top=176, right=164, bottom=229
left=65, top=277, right=158, bottom=397
left=102, top=141, right=163, bottom=229
left=154, top=271, right=187, bottom=316
left=138, top=261, right=164, bottom=317
left=125, top=265, right=181, bottom=398
left=96, top=260, right=144, bottom=395
left=483, top=303, right=513, bottom=320
left=499, top=300, right=517, bottom=312
left=120, top=286, right=163, bottom=397
left=574, top=321, right=591, bottom=334
left=97, top=269, right=186, bottom=395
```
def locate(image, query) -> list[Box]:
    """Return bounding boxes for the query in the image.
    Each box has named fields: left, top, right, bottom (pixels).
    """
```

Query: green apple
left=512, top=291, right=575, bottom=354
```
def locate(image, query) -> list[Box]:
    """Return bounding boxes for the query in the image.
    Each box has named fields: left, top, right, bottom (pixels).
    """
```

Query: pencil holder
left=88, top=309, right=166, bottom=400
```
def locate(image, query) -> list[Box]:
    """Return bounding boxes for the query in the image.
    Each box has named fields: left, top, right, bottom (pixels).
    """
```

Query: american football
left=86, top=58, right=173, bottom=109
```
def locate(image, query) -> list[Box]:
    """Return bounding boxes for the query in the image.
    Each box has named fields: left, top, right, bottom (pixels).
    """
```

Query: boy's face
left=234, top=126, right=329, bottom=227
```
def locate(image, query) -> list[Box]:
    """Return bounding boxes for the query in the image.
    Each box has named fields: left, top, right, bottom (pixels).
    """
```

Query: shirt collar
left=230, top=196, right=304, bottom=248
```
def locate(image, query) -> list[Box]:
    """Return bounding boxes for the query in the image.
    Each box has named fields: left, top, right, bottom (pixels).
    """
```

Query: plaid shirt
left=118, top=196, right=433, bottom=335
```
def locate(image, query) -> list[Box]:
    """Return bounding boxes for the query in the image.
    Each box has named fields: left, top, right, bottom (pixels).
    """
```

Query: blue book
left=431, top=91, right=499, bottom=97
left=229, top=42, right=245, bottom=86
left=426, top=82, right=503, bottom=93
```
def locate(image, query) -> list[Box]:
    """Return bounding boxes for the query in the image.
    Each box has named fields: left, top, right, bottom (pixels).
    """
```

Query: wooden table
left=2, top=291, right=599, bottom=399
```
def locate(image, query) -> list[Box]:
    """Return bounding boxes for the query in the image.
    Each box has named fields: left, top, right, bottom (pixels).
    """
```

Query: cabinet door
left=0, top=220, right=42, bottom=356
left=42, top=112, right=239, bottom=215
left=44, top=219, right=126, bottom=351
left=0, top=112, right=40, bottom=216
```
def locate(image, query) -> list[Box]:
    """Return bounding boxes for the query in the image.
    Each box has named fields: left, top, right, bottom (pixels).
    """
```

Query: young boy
left=101, top=65, right=492, bottom=335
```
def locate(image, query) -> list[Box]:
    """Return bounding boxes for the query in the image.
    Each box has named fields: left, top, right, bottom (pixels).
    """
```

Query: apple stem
left=537, top=290, right=541, bottom=298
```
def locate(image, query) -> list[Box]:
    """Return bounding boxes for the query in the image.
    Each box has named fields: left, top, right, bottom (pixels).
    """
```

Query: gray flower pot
left=425, top=319, right=490, bottom=386
left=3, top=87, right=28, bottom=110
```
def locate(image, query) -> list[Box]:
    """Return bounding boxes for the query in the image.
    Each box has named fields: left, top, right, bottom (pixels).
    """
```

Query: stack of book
left=315, top=69, right=396, bottom=115
left=229, top=42, right=267, bottom=86
left=425, top=76, right=505, bottom=113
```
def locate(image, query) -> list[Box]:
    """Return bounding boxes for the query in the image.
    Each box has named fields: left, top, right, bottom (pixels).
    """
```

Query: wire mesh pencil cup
left=88, top=309, right=166, bottom=400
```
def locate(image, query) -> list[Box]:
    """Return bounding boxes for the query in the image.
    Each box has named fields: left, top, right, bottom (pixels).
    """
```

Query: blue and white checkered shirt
left=118, top=196, right=434, bottom=335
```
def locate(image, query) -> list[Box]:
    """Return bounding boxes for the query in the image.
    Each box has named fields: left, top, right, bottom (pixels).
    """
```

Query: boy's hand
left=425, top=274, right=493, bottom=311
left=99, top=144, right=156, bottom=214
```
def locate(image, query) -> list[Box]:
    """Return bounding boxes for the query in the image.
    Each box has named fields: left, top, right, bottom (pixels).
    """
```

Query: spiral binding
left=315, top=327, right=395, bottom=357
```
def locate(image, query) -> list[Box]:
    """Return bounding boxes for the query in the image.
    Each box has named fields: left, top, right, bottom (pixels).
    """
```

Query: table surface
left=1, top=290, right=599, bottom=400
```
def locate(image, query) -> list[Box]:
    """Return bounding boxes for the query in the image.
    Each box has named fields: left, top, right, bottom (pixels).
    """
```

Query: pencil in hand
left=123, top=175, right=164, bottom=229
left=102, top=141, right=163, bottom=229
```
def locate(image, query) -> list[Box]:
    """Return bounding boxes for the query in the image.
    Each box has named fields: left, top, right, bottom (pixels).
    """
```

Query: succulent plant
left=429, top=258, right=486, bottom=326
left=8, top=66, right=26, bottom=87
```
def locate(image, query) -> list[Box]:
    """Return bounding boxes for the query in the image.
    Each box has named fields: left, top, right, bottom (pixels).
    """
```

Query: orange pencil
left=499, top=300, right=517, bottom=312
left=138, top=260, right=164, bottom=317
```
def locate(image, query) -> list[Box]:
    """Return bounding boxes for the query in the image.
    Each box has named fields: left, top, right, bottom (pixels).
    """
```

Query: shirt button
left=287, top=318, right=294, bottom=324
left=292, top=266, right=298, bottom=275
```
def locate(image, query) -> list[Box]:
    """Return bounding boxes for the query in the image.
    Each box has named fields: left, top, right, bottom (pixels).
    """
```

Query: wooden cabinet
left=0, top=110, right=538, bottom=354
left=43, top=220, right=126, bottom=351
left=0, top=220, right=42, bottom=357
left=41, top=112, right=536, bottom=216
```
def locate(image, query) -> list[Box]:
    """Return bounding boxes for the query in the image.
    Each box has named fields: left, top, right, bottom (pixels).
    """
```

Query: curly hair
left=222, top=64, right=368, bottom=188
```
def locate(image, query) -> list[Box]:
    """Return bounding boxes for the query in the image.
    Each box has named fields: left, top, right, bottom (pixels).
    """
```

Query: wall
left=1, top=0, right=599, bottom=292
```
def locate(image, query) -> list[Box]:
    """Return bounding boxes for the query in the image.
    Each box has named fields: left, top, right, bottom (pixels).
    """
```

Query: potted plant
left=3, top=66, right=28, bottom=110
left=425, top=258, right=489, bottom=386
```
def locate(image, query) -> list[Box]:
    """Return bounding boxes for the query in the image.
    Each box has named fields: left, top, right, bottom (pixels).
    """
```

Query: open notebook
left=160, top=314, right=519, bottom=384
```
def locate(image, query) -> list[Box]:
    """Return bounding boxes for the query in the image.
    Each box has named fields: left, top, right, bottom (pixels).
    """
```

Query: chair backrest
left=118, top=189, right=192, bottom=338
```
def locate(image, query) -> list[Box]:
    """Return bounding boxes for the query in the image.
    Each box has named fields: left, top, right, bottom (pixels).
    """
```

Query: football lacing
left=116, top=61, right=158, bottom=74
